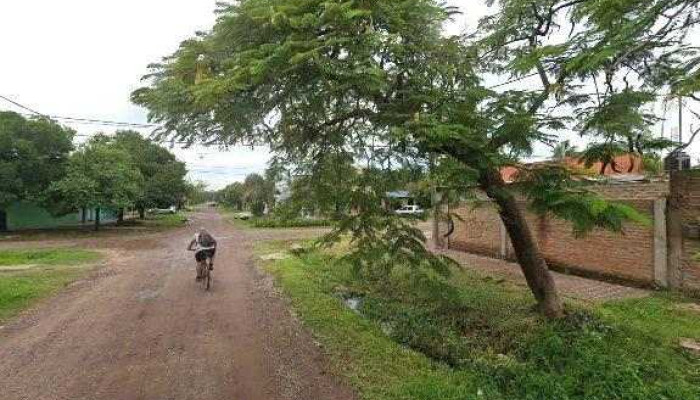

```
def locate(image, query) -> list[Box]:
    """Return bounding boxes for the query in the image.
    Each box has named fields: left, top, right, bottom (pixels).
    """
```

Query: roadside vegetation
left=249, top=218, right=332, bottom=229
left=225, top=213, right=332, bottom=229
left=132, top=0, right=700, bottom=318
left=0, top=248, right=101, bottom=322
left=0, top=212, right=189, bottom=243
left=257, top=241, right=700, bottom=400
left=140, top=212, right=189, bottom=229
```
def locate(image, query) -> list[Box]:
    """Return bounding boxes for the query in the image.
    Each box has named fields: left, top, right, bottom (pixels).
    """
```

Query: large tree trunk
left=94, top=208, right=101, bottom=232
left=138, top=207, right=145, bottom=219
left=479, top=168, right=564, bottom=318
left=117, top=208, right=125, bottom=225
left=81, top=207, right=87, bottom=224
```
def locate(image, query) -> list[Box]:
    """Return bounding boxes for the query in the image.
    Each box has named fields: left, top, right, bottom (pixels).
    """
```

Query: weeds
left=258, top=241, right=700, bottom=400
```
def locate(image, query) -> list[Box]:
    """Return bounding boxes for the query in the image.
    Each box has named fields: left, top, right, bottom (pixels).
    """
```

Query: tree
left=132, top=0, right=696, bottom=317
left=277, top=150, right=358, bottom=218
left=219, top=182, right=246, bottom=210
left=49, top=139, right=144, bottom=230
left=184, top=181, right=212, bottom=206
left=0, top=112, right=74, bottom=230
left=552, top=140, right=579, bottom=161
left=243, top=173, right=274, bottom=216
left=110, top=131, right=187, bottom=219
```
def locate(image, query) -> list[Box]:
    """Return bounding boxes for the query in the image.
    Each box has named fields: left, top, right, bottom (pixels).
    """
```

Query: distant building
left=384, top=190, right=415, bottom=210
left=0, top=201, right=118, bottom=232
left=500, top=154, right=646, bottom=183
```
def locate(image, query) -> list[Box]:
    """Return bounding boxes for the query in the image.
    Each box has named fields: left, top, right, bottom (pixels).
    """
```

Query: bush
left=261, top=243, right=700, bottom=400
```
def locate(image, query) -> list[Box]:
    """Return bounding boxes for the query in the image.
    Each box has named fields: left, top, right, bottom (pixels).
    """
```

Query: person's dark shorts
left=195, top=249, right=216, bottom=263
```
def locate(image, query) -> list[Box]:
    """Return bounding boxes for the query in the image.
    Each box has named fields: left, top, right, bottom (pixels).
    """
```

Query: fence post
left=499, top=219, right=508, bottom=259
left=653, top=198, right=668, bottom=287
left=667, top=171, right=684, bottom=288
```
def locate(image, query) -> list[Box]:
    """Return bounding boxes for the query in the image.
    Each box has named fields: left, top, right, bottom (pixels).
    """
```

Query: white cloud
left=0, top=0, right=271, bottom=190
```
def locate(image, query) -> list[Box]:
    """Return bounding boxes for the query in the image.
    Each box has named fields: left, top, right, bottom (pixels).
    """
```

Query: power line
left=0, top=94, right=49, bottom=118
left=0, top=95, right=266, bottom=147
left=49, top=115, right=157, bottom=128
left=0, top=94, right=158, bottom=129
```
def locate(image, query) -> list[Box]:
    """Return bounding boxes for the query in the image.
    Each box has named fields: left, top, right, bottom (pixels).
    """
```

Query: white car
left=150, top=206, right=177, bottom=215
left=233, top=211, right=253, bottom=220
left=395, top=205, right=424, bottom=216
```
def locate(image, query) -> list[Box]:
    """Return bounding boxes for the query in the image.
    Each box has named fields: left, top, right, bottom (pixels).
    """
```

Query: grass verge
left=222, top=209, right=332, bottom=229
left=250, top=217, right=332, bottom=229
left=0, top=213, right=188, bottom=242
left=255, top=241, right=700, bottom=400
left=142, top=212, right=189, bottom=228
left=0, top=248, right=101, bottom=323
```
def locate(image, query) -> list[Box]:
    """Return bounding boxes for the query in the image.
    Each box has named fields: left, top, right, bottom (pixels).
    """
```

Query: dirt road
left=0, top=209, right=354, bottom=400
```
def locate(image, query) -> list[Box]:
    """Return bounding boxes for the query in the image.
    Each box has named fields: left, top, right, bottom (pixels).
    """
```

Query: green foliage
left=0, top=111, right=74, bottom=207
left=260, top=242, right=700, bottom=400
left=322, top=178, right=454, bottom=282
left=0, top=248, right=101, bottom=266
left=133, top=0, right=700, bottom=312
left=516, top=166, right=650, bottom=236
left=0, top=249, right=100, bottom=322
left=244, top=173, right=275, bottom=216
left=277, top=150, right=359, bottom=219
left=551, top=140, right=579, bottom=161
left=48, top=137, right=144, bottom=215
left=144, top=212, right=188, bottom=228
left=110, top=131, right=188, bottom=210
left=250, top=217, right=332, bottom=228
left=643, top=154, right=665, bottom=176
left=218, top=181, right=246, bottom=210
left=185, top=181, right=213, bottom=206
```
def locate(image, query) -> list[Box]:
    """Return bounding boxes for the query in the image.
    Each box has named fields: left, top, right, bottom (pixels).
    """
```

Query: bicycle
left=196, top=257, right=213, bottom=291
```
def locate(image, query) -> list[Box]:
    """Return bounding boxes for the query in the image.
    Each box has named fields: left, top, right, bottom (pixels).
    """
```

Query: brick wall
left=450, top=203, right=503, bottom=256
left=671, top=172, right=700, bottom=290
left=590, top=181, right=669, bottom=199
left=450, top=182, right=664, bottom=285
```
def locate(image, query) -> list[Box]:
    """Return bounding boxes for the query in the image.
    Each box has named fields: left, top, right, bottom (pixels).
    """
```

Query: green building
left=0, top=201, right=118, bottom=231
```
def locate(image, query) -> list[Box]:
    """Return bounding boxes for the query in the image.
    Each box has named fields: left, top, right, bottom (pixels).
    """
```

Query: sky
left=0, top=1, right=695, bottom=190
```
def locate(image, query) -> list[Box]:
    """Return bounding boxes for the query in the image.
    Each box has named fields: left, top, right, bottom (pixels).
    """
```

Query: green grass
left=250, top=217, right=332, bottom=228
left=0, top=213, right=188, bottom=243
left=143, top=212, right=189, bottom=228
left=0, top=248, right=101, bottom=267
left=256, top=241, right=700, bottom=400
left=222, top=209, right=332, bottom=229
left=0, top=248, right=101, bottom=323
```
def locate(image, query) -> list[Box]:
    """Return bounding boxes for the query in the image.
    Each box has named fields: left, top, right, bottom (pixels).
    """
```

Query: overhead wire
left=0, top=94, right=266, bottom=147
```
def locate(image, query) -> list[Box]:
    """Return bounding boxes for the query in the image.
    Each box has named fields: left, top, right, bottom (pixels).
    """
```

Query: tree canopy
left=110, top=130, right=188, bottom=213
left=48, top=138, right=144, bottom=229
left=133, top=0, right=700, bottom=317
left=0, top=111, right=74, bottom=207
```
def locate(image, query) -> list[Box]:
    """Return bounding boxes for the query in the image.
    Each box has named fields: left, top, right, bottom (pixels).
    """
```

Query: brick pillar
left=653, top=198, right=668, bottom=287
left=667, top=172, right=684, bottom=288
left=499, top=219, right=508, bottom=259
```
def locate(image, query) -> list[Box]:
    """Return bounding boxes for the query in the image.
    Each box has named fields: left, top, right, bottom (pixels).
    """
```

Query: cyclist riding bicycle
left=187, top=228, right=217, bottom=281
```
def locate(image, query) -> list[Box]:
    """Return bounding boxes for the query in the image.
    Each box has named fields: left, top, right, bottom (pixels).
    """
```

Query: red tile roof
left=501, top=154, right=644, bottom=183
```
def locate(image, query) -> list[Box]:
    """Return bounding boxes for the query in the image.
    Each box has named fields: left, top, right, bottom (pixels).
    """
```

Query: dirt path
left=0, top=209, right=355, bottom=400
